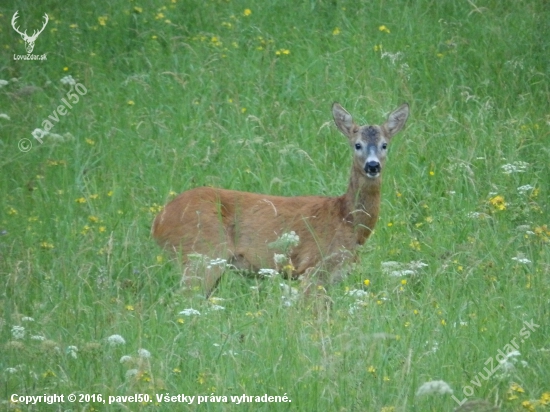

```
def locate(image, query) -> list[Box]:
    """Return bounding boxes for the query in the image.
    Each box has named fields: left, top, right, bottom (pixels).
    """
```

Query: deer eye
left=381, top=143, right=388, bottom=150
left=355, top=143, right=362, bottom=151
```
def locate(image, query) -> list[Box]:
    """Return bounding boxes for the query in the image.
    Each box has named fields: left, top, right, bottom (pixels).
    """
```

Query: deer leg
left=180, top=245, right=233, bottom=298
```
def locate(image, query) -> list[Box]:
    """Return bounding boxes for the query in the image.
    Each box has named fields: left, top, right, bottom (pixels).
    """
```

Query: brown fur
left=152, top=102, right=409, bottom=295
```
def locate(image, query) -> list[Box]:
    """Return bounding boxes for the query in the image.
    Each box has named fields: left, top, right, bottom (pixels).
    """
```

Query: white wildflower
left=498, top=350, right=521, bottom=373
left=390, top=269, right=416, bottom=277
left=179, top=308, right=201, bottom=316
left=348, top=300, right=368, bottom=315
left=187, top=253, right=206, bottom=261
left=512, top=256, right=531, bottom=264
left=516, top=225, right=531, bottom=232
left=120, top=355, right=133, bottom=364
left=21, top=316, right=35, bottom=322
left=0, top=113, right=10, bottom=120
left=280, top=231, right=299, bottom=246
left=280, top=283, right=299, bottom=307
left=381, top=51, right=404, bottom=65
left=209, top=305, right=225, bottom=311
left=60, top=75, right=76, bottom=86
left=501, top=161, right=528, bottom=174
left=381, top=261, right=400, bottom=269
left=207, top=258, right=227, bottom=269
left=415, top=380, right=453, bottom=396
left=259, top=268, right=278, bottom=277
left=138, top=348, right=151, bottom=358
left=467, top=211, right=490, bottom=219
left=0, top=79, right=8, bottom=88
left=346, top=289, right=369, bottom=298
left=107, top=334, right=126, bottom=346
left=273, top=253, right=287, bottom=265
left=269, top=231, right=300, bottom=250
left=382, top=260, right=425, bottom=277
left=125, top=369, right=138, bottom=379
left=408, top=261, right=428, bottom=270
left=517, top=184, right=534, bottom=195
left=30, top=335, right=46, bottom=341
left=426, top=340, right=439, bottom=353
left=11, top=326, right=25, bottom=340
left=66, top=346, right=78, bottom=359
left=6, top=367, right=18, bottom=374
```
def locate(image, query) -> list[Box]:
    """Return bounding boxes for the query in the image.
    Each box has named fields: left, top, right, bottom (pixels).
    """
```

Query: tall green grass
left=1, top=0, right=549, bottom=410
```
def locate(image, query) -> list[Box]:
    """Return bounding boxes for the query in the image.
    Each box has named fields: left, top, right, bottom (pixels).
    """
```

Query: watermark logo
left=18, top=76, right=87, bottom=153
left=452, top=318, right=540, bottom=407
left=12, top=11, right=48, bottom=60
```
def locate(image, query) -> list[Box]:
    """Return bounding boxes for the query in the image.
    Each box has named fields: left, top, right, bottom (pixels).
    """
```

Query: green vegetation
left=1, top=0, right=548, bottom=410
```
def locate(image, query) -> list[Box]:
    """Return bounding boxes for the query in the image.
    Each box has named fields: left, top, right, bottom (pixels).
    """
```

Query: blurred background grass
left=1, top=0, right=549, bottom=410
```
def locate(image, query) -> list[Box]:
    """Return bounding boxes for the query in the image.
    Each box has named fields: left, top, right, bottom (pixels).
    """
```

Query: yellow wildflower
left=409, top=239, right=421, bottom=251
left=379, top=25, right=390, bottom=33
left=332, top=27, right=341, bottom=35
left=489, top=195, right=506, bottom=211
left=521, top=400, right=535, bottom=411
left=510, top=383, right=525, bottom=393
left=197, top=372, right=207, bottom=384
left=98, top=16, right=107, bottom=26
left=40, top=242, right=54, bottom=249
left=243, top=9, right=252, bottom=16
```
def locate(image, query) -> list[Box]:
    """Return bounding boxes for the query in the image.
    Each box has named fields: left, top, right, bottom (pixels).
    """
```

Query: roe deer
left=152, top=102, right=409, bottom=297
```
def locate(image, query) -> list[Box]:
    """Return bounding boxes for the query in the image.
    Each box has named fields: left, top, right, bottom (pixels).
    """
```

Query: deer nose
left=365, top=161, right=381, bottom=175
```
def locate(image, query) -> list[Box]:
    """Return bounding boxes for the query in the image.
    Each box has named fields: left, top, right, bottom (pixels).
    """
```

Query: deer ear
left=332, top=103, right=356, bottom=137
left=384, top=103, right=409, bottom=137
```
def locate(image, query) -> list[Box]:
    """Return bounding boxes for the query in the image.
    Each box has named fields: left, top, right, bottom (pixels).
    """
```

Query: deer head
left=12, top=11, right=49, bottom=54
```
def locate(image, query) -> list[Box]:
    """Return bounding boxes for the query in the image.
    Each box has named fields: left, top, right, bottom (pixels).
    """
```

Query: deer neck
left=340, top=168, right=381, bottom=245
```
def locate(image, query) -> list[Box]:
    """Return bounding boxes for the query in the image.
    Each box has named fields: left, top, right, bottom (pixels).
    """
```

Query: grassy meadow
left=1, top=0, right=549, bottom=410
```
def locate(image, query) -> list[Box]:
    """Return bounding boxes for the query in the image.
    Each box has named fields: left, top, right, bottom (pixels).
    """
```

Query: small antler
left=11, top=11, right=27, bottom=37
left=29, top=13, right=49, bottom=41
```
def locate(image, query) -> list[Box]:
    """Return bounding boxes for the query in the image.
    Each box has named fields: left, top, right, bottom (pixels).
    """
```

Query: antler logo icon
left=11, top=11, right=49, bottom=54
